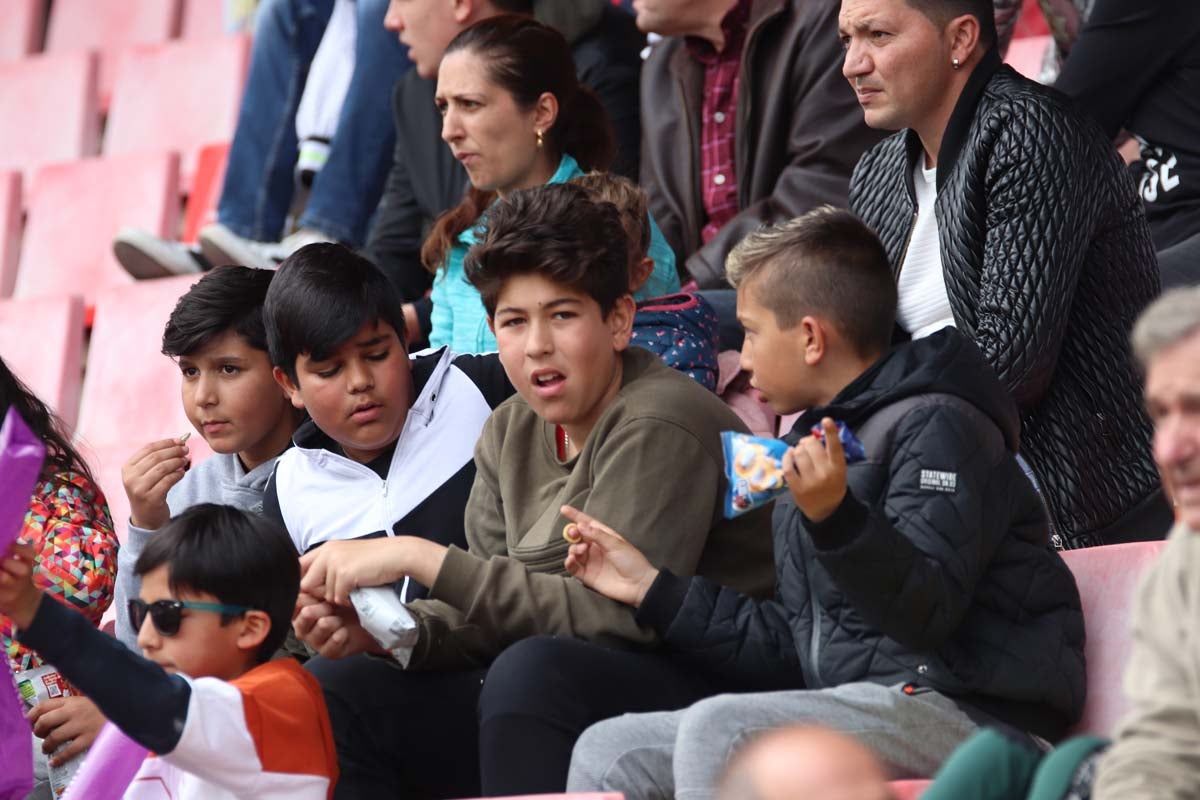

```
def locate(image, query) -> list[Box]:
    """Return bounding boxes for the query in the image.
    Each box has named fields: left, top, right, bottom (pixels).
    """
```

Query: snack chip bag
left=722, top=421, right=866, bottom=518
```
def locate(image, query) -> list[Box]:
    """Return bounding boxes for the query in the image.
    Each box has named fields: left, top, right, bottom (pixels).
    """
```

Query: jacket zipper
left=894, top=207, right=919, bottom=282
left=807, top=575, right=824, bottom=688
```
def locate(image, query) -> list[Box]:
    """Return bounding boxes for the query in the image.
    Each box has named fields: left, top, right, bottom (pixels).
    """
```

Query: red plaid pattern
left=687, top=0, right=751, bottom=244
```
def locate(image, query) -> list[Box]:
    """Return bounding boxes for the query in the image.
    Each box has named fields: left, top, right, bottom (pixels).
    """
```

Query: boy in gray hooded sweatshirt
left=113, top=266, right=303, bottom=648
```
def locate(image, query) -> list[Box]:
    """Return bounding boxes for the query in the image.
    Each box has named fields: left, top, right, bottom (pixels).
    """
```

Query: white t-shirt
left=896, top=162, right=956, bottom=339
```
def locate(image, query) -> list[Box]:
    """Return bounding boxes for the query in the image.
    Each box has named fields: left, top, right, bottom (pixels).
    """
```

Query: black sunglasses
left=128, top=598, right=255, bottom=637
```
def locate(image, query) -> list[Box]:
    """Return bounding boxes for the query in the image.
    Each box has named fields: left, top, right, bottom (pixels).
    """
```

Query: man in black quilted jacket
left=563, top=208, right=1085, bottom=797
left=843, top=0, right=1171, bottom=548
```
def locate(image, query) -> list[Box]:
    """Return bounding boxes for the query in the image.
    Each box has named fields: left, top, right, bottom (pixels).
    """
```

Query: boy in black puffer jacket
left=561, top=206, right=1085, bottom=798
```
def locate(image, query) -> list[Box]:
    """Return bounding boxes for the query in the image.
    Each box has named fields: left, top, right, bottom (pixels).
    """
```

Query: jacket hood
left=796, top=328, right=1021, bottom=452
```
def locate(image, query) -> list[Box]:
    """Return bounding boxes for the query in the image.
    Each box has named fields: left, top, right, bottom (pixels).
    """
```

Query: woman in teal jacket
left=421, top=15, right=678, bottom=354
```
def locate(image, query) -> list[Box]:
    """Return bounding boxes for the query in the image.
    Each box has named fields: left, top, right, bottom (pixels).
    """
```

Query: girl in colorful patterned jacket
left=1, top=355, right=118, bottom=773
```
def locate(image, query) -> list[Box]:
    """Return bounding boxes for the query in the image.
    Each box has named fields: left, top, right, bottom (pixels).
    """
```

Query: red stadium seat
left=44, top=0, right=182, bottom=109
left=182, top=142, right=231, bottom=244
left=1004, top=35, right=1052, bottom=82
left=14, top=152, right=180, bottom=308
left=1060, top=540, right=1167, bottom=736
left=0, top=293, right=84, bottom=427
left=0, top=170, right=20, bottom=297
left=0, top=0, right=47, bottom=61
left=75, top=276, right=213, bottom=544
left=0, top=51, right=100, bottom=187
left=104, top=35, right=250, bottom=191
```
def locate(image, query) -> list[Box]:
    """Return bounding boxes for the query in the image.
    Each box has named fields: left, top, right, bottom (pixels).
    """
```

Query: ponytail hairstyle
left=420, top=14, right=616, bottom=273
left=0, top=355, right=95, bottom=483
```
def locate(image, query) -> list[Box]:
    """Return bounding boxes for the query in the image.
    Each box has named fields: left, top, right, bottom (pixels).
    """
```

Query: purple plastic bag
left=62, top=722, right=149, bottom=800
left=1, top=407, right=47, bottom=800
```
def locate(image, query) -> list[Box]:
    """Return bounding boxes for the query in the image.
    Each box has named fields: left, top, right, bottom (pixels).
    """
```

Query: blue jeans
left=216, top=0, right=409, bottom=245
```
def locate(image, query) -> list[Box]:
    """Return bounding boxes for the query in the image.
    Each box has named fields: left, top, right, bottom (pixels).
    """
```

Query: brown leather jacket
left=639, top=0, right=884, bottom=288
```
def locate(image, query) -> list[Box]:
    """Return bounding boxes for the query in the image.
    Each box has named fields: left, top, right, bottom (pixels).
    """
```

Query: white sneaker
left=113, top=228, right=208, bottom=279
left=198, top=223, right=335, bottom=270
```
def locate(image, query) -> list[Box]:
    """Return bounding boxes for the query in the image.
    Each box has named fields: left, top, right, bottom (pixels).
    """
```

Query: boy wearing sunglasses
left=0, top=504, right=338, bottom=798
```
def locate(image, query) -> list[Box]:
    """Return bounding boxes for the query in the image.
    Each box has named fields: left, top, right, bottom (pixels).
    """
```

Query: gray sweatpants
left=567, top=682, right=981, bottom=800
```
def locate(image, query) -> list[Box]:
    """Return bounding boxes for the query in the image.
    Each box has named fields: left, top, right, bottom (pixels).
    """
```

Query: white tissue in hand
left=350, top=586, right=418, bottom=652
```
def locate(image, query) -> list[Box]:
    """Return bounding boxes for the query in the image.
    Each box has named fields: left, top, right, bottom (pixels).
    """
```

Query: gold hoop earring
left=536, top=130, right=545, bottom=149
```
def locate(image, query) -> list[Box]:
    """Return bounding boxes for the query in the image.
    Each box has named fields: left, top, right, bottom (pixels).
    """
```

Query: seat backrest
left=0, top=294, right=85, bottom=427
left=75, top=275, right=205, bottom=449
left=104, top=35, right=249, bottom=191
left=1061, top=540, right=1168, bottom=736
left=14, top=152, right=179, bottom=308
left=180, top=0, right=232, bottom=41
left=0, top=51, right=100, bottom=186
left=44, top=0, right=182, bottom=109
left=0, top=0, right=47, bottom=61
left=181, top=142, right=230, bottom=244
left=0, top=170, right=20, bottom=298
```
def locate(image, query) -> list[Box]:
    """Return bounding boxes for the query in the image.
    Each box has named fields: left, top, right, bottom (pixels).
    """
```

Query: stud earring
left=952, top=57, right=961, bottom=70
left=536, top=130, right=544, bottom=148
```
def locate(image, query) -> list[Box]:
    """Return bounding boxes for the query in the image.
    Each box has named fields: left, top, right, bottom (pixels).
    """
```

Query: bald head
left=718, top=726, right=893, bottom=800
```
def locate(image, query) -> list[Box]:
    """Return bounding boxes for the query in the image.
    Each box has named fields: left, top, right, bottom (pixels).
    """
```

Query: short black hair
left=726, top=207, right=897, bottom=359
left=162, top=266, right=274, bottom=357
left=464, top=183, right=630, bottom=317
left=135, top=504, right=299, bottom=664
left=265, top=243, right=407, bottom=383
left=905, top=0, right=997, bottom=47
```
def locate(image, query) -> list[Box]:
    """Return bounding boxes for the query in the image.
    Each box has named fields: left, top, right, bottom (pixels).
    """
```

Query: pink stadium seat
left=0, top=171, right=20, bottom=297
left=76, top=276, right=214, bottom=543
left=1060, top=540, right=1167, bottom=737
left=14, top=152, right=180, bottom=308
left=0, top=294, right=84, bottom=427
left=0, top=51, right=100, bottom=187
left=182, top=142, right=231, bottom=244
left=180, top=0, right=231, bottom=41
left=0, top=0, right=47, bottom=61
left=1012, top=0, right=1050, bottom=39
left=104, top=35, right=250, bottom=191
left=44, top=0, right=182, bottom=110
left=889, top=780, right=931, bottom=800
left=1004, top=35, right=1052, bottom=82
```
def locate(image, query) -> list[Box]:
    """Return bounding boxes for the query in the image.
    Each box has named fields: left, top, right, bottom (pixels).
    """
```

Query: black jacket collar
left=904, top=46, right=1003, bottom=193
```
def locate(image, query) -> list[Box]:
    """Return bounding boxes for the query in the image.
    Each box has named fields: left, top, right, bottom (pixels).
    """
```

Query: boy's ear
left=630, top=257, right=655, bottom=295
left=607, top=294, right=637, bottom=352
left=800, top=316, right=827, bottom=367
left=273, top=366, right=306, bottom=411
left=235, top=610, right=272, bottom=655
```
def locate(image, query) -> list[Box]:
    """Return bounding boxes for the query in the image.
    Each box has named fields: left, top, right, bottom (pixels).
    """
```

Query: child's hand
left=0, top=540, right=42, bottom=628
left=300, top=538, right=447, bottom=606
left=293, top=595, right=381, bottom=659
left=561, top=506, right=659, bottom=608
left=782, top=417, right=848, bottom=523
left=28, top=695, right=106, bottom=767
left=123, top=437, right=190, bottom=530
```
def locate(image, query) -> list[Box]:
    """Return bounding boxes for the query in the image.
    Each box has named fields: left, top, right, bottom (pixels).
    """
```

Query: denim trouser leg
left=298, top=0, right=410, bottom=246
left=216, top=0, right=334, bottom=241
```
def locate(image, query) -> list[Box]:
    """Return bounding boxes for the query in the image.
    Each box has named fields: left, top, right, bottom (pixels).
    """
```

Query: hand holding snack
left=0, top=539, right=42, bottom=629
left=122, top=435, right=191, bottom=530
left=29, top=695, right=106, bottom=768
left=561, top=505, right=659, bottom=608
left=783, top=417, right=849, bottom=523
left=723, top=420, right=864, bottom=518
left=300, top=537, right=447, bottom=606
left=292, top=593, right=381, bottom=659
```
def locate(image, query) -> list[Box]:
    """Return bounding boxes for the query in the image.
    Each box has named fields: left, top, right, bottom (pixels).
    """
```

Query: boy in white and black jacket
left=261, top=243, right=512, bottom=603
